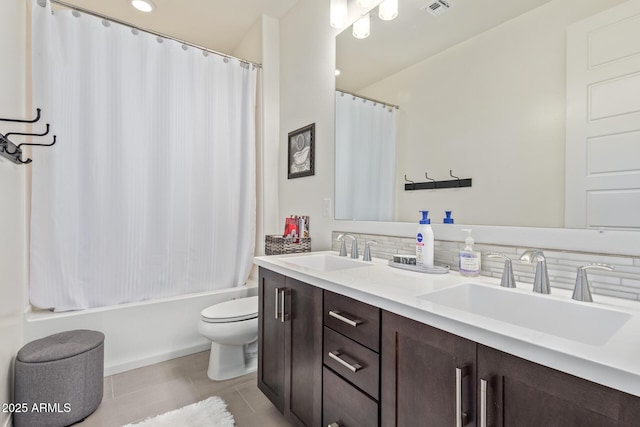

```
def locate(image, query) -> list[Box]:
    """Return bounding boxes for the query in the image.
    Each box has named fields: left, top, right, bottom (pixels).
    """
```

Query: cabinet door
left=285, top=277, right=323, bottom=427
left=258, top=268, right=286, bottom=412
left=477, top=345, right=640, bottom=427
left=381, top=311, right=476, bottom=427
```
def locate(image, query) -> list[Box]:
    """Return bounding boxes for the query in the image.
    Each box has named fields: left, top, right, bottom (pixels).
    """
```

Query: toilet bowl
left=198, top=296, right=259, bottom=381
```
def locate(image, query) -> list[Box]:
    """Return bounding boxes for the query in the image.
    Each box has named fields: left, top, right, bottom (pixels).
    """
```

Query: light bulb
left=353, top=13, right=370, bottom=39
left=131, top=0, right=155, bottom=13
left=378, top=0, right=398, bottom=21
left=330, top=0, right=348, bottom=29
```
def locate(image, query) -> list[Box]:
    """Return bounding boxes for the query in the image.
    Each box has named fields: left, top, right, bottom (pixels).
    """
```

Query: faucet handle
left=519, top=249, right=551, bottom=294
left=336, top=234, right=347, bottom=257
left=572, top=263, right=614, bottom=302
left=487, top=253, right=516, bottom=288
left=363, top=240, right=377, bottom=262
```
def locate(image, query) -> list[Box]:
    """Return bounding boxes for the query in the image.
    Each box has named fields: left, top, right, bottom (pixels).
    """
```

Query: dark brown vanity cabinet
left=381, top=311, right=477, bottom=427
left=258, top=269, right=640, bottom=427
left=381, top=311, right=640, bottom=427
left=477, top=345, right=640, bottom=427
left=322, top=291, right=381, bottom=427
left=257, top=268, right=322, bottom=427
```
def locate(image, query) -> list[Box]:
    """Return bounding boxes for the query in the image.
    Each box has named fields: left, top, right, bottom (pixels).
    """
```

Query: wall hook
left=404, top=174, right=415, bottom=190
left=0, top=108, right=41, bottom=123
left=5, top=123, right=50, bottom=140
left=3, top=124, right=51, bottom=155
left=449, top=170, right=461, bottom=187
left=18, top=135, right=57, bottom=150
left=425, top=172, right=437, bottom=188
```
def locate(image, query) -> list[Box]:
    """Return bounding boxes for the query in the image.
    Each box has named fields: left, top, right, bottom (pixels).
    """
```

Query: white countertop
left=254, top=251, right=640, bottom=397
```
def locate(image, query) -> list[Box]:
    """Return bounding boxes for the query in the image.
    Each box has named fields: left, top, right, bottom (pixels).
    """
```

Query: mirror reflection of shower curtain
left=30, top=1, right=257, bottom=311
left=335, top=93, right=397, bottom=221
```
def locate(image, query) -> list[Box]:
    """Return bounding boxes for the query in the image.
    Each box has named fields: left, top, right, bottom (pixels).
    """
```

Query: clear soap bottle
left=459, top=229, right=481, bottom=277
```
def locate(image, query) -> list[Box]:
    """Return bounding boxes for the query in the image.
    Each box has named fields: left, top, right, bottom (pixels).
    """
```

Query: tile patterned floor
left=80, top=351, right=292, bottom=426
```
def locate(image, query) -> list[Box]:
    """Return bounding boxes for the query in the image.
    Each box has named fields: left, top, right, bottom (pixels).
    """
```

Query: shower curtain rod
left=47, top=0, right=262, bottom=69
left=336, top=89, right=399, bottom=110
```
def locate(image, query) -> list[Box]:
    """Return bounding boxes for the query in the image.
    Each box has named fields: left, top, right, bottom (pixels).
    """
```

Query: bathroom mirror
left=334, top=0, right=631, bottom=228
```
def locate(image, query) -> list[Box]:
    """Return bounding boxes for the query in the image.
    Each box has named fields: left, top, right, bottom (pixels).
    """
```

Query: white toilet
left=198, top=296, right=259, bottom=381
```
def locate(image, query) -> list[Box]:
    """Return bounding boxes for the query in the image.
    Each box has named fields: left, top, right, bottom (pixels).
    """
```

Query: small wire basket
left=265, top=235, right=311, bottom=255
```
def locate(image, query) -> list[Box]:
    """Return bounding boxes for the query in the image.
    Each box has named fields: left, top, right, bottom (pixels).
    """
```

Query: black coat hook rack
left=404, top=170, right=472, bottom=191
left=0, top=109, right=57, bottom=165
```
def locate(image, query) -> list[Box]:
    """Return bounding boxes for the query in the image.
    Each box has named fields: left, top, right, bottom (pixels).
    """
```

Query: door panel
left=381, top=311, right=476, bottom=427
left=258, top=268, right=285, bottom=412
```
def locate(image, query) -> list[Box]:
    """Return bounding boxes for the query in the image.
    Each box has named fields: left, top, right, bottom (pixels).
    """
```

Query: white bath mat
left=122, top=396, right=235, bottom=427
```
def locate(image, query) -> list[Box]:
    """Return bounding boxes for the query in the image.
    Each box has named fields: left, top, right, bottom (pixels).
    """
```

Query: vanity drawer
left=323, top=367, right=378, bottom=427
left=324, top=291, right=380, bottom=352
left=324, top=327, right=379, bottom=400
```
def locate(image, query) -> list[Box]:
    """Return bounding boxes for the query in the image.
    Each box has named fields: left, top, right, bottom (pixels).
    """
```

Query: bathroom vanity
left=255, top=252, right=640, bottom=427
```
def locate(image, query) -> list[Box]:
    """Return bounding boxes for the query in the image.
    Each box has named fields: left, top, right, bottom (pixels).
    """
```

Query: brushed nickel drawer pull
left=328, top=350, right=362, bottom=373
left=274, top=288, right=281, bottom=320
left=328, top=310, right=363, bottom=327
left=480, top=378, right=488, bottom=427
left=456, top=367, right=463, bottom=427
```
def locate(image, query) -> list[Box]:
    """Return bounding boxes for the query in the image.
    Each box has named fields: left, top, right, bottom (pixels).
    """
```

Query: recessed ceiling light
left=131, top=0, right=155, bottom=13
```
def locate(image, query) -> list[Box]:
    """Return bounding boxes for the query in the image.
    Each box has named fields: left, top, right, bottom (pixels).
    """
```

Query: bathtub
left=23, top=282, right=258, bottom=376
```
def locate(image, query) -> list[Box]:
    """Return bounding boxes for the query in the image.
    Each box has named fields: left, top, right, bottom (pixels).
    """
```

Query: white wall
left=358, top=0, right=624, bottom=227
left=279, top=0, right=338, bottom=251
left=0, top=0, right=27, bottom=423
left=277, top=0, right=629, bottom=249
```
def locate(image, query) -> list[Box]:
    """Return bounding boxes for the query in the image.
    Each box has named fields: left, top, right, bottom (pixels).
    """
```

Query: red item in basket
left=284, top=217, right=300, bottom=243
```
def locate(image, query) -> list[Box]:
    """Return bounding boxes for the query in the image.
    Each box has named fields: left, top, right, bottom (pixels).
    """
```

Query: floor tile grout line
left=235, top=385, right=257, bottom=414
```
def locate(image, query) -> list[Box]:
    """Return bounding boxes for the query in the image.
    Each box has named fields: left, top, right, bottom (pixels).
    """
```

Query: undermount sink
left=281, top=253, right=372, bottom=272
left=418, top=283, right=631, bottom=346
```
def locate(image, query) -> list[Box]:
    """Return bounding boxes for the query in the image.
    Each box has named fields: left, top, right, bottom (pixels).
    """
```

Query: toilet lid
left=201, top=296, right=259, bottom=323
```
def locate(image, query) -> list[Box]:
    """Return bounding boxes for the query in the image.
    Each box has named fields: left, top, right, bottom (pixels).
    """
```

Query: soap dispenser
left=459, top=229, right=481, bottom=277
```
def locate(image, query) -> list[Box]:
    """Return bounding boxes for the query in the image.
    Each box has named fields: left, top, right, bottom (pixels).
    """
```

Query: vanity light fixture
left=131, top=0, right=155, bottom=13
left=378, top=0, right=398, bottom=21
left=330, top=0, right=348, bottom=29
left=353, top=13, right=371, bottom=39
left=335, top=68, right=342, bottom=76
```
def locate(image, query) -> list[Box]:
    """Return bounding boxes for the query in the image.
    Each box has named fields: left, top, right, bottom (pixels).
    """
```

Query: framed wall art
left=288, top=123, right=315, bottom=179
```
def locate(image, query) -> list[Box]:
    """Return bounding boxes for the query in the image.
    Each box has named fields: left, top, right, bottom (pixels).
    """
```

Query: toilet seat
left=201, top=296, right=258, bottom=323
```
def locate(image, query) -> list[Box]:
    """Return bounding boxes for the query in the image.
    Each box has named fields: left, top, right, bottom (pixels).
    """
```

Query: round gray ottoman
left=14, top=330, right=105, bottom=427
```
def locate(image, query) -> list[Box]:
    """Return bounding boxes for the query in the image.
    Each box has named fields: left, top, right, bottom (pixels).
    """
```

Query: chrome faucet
left=519, top=249, right=550, bottom=294
left=341, top=234, right=359, bottom=259
left=363, top=240, right=377, bottom=261
left=572, top=263, right=614, bottom=302
left=487, top=253, right=516, bottom=288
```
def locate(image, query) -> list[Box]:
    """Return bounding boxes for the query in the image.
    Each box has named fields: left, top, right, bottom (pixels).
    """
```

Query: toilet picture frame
left=288, top=123, right=315, bottom=179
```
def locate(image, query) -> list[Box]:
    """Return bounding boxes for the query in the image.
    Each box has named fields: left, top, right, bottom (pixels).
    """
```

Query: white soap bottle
left=416, top=211, right=434, bottom=268
left=459, top=229, right=481, bottom=277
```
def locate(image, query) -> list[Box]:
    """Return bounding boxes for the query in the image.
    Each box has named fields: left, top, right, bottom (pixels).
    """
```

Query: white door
left=566, top=0, right=640, bottom=230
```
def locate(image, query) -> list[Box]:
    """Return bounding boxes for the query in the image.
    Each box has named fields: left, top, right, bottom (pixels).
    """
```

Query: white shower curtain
left=335, top=92, right=397, bottom=221
left=30, top=1, right=258, bottom=311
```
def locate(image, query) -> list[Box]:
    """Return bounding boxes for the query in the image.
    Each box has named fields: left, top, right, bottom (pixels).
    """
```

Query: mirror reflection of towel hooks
left=404, top=174, right=415, bottom=190
left=425, top=172, right=437, bottom=187
left=449, top=170, right=461, bottom=187
left=404, top=170, right=473, bottom=191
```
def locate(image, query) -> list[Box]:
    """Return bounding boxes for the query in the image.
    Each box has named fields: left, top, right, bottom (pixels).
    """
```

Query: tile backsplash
left=332, top=231, right=640, bottom=301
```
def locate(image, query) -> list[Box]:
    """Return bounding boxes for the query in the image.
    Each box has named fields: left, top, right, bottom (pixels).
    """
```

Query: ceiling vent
left=422, top=0, right=453, bottom=16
